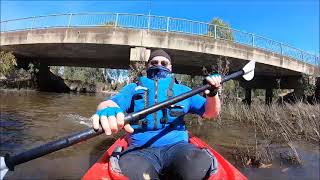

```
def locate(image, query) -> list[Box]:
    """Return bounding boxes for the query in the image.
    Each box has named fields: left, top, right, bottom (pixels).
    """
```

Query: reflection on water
left=0, top=90, right=319, bottom=180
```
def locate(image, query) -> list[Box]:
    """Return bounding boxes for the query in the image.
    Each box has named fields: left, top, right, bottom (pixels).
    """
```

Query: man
left=92, top=49, right=221, bottom=179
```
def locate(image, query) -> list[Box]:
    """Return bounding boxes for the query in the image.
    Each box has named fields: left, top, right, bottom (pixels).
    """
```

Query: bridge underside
left=3, top=43, right=302, bottom=77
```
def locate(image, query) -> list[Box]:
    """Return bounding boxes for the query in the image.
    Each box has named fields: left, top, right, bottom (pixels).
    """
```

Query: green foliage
left=305, top=84, right=315, bottom=97
left=129, top=62, right=146, bottom=82
left=27, top=63, right=39, bottom=74
left=223, top=80, right=239, bottom=95
left=175, top=74, right=192, bottom=86
left=202, top=56, right=230, bottom=77
left=208, top=18, right=234, bottom=41
left=50, top=66, right=60, bottom=75
left=26, top=63, right=40, bottom=83
left=0, top=51, right=17, bottom=76
left=302, top=74, right=316, bottom=96
left=63, top=67, right=105, bottom=83
left=174, top=74, right=203, bottom=88
left=254, top=89, right=265, bottom=97
left=104, top=68, right=128, bottom=84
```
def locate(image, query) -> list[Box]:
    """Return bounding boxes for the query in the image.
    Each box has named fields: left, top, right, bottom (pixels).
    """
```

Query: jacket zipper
left=153, top=79, right=158, bottom=129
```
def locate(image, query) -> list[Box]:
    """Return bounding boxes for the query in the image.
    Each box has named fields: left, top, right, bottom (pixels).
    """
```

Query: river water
left=1, top=90, right=319, bottom=180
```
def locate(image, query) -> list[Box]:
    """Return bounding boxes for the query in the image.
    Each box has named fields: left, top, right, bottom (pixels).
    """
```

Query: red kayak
left=82, top=133, right=247, bottom=180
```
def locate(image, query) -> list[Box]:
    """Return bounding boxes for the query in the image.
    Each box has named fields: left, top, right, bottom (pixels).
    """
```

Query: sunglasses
left=149, top=60, right=170, bottom=67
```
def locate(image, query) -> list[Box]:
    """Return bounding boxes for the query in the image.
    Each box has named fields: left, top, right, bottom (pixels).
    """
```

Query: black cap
left=148, top=49, right=171, bottom=62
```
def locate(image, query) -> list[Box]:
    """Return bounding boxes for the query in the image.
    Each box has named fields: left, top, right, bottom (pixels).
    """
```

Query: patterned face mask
left=146, top=65, right=172, bottom=80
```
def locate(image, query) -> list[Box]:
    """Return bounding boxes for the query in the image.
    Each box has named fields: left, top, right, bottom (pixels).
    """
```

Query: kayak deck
left=82, top=133, right=247, bottom=180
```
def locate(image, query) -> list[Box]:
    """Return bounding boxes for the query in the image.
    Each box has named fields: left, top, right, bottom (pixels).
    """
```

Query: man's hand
left=205, top=74, right=222, bottom=96
left=91, top=107, right=134, bottom=135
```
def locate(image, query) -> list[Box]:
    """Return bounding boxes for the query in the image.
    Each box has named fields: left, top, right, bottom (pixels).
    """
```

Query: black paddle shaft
left=4, top=70, right=244, bottom=171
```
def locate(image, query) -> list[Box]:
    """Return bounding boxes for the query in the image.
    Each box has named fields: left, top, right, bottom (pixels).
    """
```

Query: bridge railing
left=1, top=12, right=319, bottom=66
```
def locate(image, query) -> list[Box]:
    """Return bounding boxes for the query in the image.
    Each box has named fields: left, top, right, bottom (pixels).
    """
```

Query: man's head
left=146, top=49, right=172, bottom=79
left=147, top=49, right=172, bottom=71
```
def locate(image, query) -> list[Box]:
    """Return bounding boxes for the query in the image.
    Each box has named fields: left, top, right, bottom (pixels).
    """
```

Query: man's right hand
left=91, top=107, right=134, bottom=135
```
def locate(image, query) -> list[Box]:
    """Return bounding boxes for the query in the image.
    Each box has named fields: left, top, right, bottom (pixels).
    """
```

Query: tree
left=129, top=61, right=146, bottom=82
left=208, top=18, right=234, bottom=41
left=0, top=51, right=17, bottom=77
left=63, top=67, right=105, bottom=83
left=104, top=68, right=129, bottom=84
left=50, top=66, right=61, bottom=75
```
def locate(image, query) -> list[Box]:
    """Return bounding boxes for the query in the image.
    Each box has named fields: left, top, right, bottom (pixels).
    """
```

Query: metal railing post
left=301, top=51, right=304, bottom=61
left=147, top=15, right=151, bottom=30
left=280, top=43, right=283, bottom=55
left=214, top=25, right=217, bottom=39
left=115, top=13, right=119, bottom=27
left=3, top=22, right=7, bottom=31
left=252, top=34, right=255, bottom=47
left=68, top=14, right=73, bottom=27
left=166, top=17, right=170, bottom=32
left=31, top=17, right=35, bottom=30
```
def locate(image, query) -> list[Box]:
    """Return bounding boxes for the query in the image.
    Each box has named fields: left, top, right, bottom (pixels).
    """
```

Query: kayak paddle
left=0, top=60, right=255, bottom=180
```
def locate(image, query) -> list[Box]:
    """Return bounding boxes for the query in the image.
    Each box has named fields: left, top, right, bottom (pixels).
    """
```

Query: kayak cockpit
left=82, top=133, right=247, bottom=180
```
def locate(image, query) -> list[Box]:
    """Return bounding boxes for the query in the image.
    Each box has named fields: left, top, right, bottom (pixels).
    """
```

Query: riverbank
left=0, top=66, right=127, bottom=93
left=189, top=99, right=320, bottom=171
left=0, top=88, right=118, bottom=96
left=0, top=74, right=120, bottom=94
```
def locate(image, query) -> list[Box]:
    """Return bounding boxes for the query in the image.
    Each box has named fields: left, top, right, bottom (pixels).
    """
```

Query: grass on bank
left=188, top=99, right=319, bottom=168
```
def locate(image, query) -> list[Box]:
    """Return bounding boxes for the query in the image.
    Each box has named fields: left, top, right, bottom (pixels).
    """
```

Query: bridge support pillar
left=294, top=76, right=305, bottom=100
left=129, top=47, right=151, bottom=81
left=37, top=63, right=52, bottom=91
left=316, top=77, right=320, bottom=102
left=244, top=88, right=252, bottom=105
left=130, top=47, right=150, bottom=62
left=37, top=63, right=69, bottom=92
left=265, top=88, right=273, bottom=105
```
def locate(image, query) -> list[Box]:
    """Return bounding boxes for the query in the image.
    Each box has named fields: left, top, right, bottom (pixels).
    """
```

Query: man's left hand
left=205, top=74, right=222, bottom=96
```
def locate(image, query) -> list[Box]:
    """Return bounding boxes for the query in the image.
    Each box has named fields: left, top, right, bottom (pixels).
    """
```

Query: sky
left=1, top=0, right=319, bottom=55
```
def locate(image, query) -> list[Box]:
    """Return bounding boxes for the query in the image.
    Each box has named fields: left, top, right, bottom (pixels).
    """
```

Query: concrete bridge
left=1, top=13, right=319, bottom=102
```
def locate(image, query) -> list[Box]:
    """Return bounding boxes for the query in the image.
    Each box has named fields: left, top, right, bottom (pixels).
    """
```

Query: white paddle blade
left=0, top=157, right=8, bottom=180
left=0, top=169, right=8, bottom=180
left=242, top=60, right=255, bottom=81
